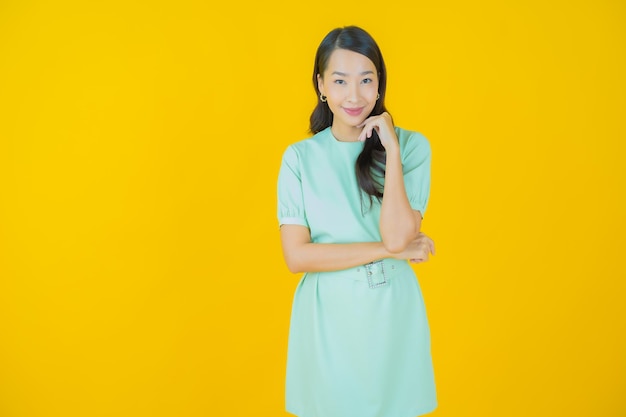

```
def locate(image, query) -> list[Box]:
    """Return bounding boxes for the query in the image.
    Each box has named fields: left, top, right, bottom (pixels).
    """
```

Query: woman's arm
left=280, top=224, right=433, bottom=274
left=379, top=148, right=421, bottom=252
left=358, top=113, right=421, bottom=252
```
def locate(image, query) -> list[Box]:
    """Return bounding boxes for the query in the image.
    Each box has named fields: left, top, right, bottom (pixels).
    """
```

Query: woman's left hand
left=357, top=112, right=398, bottom=151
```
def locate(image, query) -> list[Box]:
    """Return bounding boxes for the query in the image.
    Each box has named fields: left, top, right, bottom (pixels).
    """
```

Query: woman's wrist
left=385, top=144, right=401, bottom=162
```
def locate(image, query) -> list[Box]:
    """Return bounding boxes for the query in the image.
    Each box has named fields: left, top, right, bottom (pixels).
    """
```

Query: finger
left=430, top=240, right=436, bottom=256
left=356, top=115, right=377, bottom=128
left=360, top=122, right=378, bottom=141
left=357, top=122, right=372, bottom=142
left=357, top=123, right=370, bottom=142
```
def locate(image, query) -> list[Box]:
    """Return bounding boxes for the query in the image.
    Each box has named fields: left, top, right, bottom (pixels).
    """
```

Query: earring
left=377, top=93, right=380, bottom=100
left=320, top=93, right=327, bottom=102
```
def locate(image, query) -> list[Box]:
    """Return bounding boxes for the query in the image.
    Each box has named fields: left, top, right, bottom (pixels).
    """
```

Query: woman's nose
left=346, top=84, right=359, bottom=102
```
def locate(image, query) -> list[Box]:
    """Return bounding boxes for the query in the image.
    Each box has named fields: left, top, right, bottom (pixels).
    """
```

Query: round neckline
left=326, top=127, right=363, bottom=144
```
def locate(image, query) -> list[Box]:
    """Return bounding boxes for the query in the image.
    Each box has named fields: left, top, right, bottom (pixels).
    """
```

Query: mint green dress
left=277, top=126, right=437, bottom=417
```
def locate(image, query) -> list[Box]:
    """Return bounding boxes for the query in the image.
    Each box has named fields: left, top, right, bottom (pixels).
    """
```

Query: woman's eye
left=362, top=78, right=373, bottom=84
left=334, top=79, right=346, bottom=85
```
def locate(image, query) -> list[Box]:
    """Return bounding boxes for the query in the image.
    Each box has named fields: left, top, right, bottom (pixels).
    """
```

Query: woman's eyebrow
left=331, top=70, right=375, bottom=76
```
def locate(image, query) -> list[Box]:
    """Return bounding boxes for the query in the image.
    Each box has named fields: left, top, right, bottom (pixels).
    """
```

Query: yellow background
left=1, top=0, right=624, bottom=416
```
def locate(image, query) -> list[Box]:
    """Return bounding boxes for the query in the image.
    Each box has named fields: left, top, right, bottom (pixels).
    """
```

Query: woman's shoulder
left=283, top=128, right=330, bottom=154
left=394, top=126, right=430, bottom=152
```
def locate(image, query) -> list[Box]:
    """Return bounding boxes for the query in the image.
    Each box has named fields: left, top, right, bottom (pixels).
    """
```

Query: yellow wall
left=0, top=1, right=624, bottom=416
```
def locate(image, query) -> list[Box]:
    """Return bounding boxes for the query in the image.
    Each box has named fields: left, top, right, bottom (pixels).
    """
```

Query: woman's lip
left=343, top=107, right=364, bottom=116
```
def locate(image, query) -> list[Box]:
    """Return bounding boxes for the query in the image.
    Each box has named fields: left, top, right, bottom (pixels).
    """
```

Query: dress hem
left=285, top=402, right=438, bottom=417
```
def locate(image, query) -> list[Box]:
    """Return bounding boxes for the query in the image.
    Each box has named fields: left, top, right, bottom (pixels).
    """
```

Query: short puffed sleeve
left=402, top=132, right=432, bottom=216
left=277, top=146, right=309, bottom=227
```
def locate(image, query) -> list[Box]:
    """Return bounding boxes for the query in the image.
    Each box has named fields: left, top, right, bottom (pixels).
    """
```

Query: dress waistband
left=318, top=258, right=413, bottom=289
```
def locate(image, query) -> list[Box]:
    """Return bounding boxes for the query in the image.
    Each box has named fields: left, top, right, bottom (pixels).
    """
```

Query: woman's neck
left=331, top=125, right=360, bottom=142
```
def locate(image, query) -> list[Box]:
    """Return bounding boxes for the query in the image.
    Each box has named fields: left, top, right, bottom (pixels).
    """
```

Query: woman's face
left=317, top=48, right=379, bottom=138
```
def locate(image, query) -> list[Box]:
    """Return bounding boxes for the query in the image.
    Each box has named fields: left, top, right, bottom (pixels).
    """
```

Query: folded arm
left=280, top=224, right=433, bottom=274
left=379, top=147, right=422, bottom=252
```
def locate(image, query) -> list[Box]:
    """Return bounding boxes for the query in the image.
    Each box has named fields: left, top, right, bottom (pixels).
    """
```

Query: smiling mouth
left=343, top=107, right=364, bottom=116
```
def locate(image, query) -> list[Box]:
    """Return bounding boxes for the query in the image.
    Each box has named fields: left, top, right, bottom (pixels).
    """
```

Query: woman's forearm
left=282, top=240, right=391, bottom=274
left=379, top=148, right=420, bottom=252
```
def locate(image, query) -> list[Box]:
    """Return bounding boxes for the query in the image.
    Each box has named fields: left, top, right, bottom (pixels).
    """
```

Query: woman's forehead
left=325, top=49, right=376, bottom=74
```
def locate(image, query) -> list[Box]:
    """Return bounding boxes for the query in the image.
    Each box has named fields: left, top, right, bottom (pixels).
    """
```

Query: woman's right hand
left=392, top=232, right=436, bottom=263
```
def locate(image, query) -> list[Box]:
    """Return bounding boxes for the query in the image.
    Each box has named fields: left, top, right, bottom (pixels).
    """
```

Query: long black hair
left=310, top=26, right=389, bottom=202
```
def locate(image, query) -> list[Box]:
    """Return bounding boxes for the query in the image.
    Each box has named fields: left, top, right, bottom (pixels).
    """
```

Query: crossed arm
left=279, top=212, right=434, bottom=274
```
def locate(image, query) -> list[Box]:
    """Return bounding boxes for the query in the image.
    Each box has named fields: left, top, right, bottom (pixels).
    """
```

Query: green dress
left=277, top=126, right=437, bottom=417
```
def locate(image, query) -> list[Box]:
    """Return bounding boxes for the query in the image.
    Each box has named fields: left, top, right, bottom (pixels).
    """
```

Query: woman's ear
left=317, top=74, right=324, bottom=95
